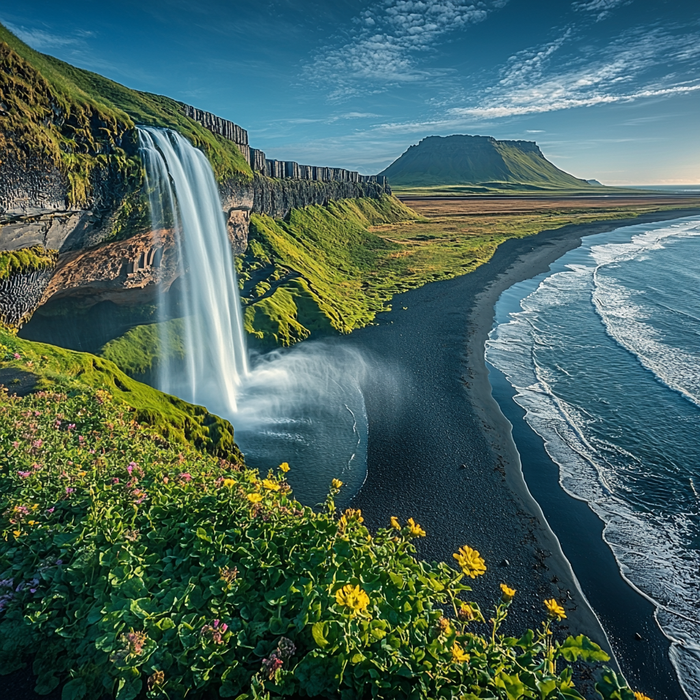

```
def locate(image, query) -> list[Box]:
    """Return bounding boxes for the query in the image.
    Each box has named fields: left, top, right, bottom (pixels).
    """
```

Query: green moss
left=239, top=194, right=420, bottom=345
left=0, top=326, right=240, bottom=460
left=0, top=246, right=58, bottom=281
left=100, top=320, right=185, bottom=377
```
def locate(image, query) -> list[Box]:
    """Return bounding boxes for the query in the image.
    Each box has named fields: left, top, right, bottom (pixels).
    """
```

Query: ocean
left=486, top=214, right=700, bottom=698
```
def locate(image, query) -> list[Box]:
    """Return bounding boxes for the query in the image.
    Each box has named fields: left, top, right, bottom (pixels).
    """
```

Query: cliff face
left=253, top=175, right=389, bottom=220
left=0, top=23, right=391, bottom=328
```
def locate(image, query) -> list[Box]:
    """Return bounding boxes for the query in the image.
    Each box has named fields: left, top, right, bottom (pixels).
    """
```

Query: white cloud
left=572, top=0, right=632, bottom=22
left=302, top=0, right=509, bottom=100
left=2, top=20, right=85, bottom=50
left=448, top=28, right=700, bottom=120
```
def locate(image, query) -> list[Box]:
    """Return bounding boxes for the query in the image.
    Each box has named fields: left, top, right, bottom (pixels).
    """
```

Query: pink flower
left=17, top=471, right=31, bottom=479
left=65, top=487, right=75, bottom=496
left=89, top=449, right=95, bottom=454
left=78, top=436, right=85, bottom=443
left=33, top=440, right=42, bottom=449
left=11, top=441, right=19, bottom=449
left=179, top=472, right=192, bottom=482
left=67, top=424, right=76, bottom=431
left=112, top=478, right=120, bottom=485
left=46, top=507, right=55, bottom=514
left=13, top=353, right=20, bottom=360
left=163, top=476, right=169, bottom=484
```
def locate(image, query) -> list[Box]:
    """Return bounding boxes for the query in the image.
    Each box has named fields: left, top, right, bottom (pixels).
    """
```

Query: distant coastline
left=349, top=206, right=700, bottom=697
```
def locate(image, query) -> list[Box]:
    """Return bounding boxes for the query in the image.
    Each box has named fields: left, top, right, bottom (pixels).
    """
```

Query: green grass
left=0, top=327, right=240, bottom=460
left=237, top=197, right=700, bottom=350
left=238, top=195, right=420, bottom=346
left=390, top=183, right=656, bottom=197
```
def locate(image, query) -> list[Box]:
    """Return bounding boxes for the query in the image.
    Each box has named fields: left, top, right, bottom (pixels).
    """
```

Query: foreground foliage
left=0, top=383, right=649, bottom=699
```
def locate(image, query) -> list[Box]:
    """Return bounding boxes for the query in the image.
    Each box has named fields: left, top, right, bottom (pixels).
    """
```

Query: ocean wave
left=486, top=215, right=700, bottom=699
left=590, top=219, right=700, bottom=406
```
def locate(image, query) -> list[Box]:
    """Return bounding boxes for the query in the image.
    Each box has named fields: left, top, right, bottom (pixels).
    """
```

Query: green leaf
left=558, top=635, right=610, bottom=663
left=196, top=527, right=212, bottom=543
left=312, top=621, right=329, bottom=648
left=595, top=670, right=636, bottom=700
left=495, top=672, right=526, bottom=700
left=61, top=678, right=87, bottom=700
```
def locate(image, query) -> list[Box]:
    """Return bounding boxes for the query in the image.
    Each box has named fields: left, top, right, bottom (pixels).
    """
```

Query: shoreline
left=349, top=207, right=700, bottom=696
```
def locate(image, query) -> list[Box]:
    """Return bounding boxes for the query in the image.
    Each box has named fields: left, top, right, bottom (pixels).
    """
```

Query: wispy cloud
left=448, top=27, right=700, bottom=119
left=302, top=0, right=508, bottom=101
left=572, top=0, right=632, bottom=22
left=2, top=20, right=89, bottom=50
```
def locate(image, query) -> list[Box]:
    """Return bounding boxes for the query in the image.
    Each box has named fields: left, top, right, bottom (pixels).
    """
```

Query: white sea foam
left=486, top=215, right=700, bottom=699
left=590, top=220, right=700, bottom=407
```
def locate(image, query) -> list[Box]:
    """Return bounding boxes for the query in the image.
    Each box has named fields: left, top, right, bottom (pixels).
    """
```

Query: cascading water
left=138, top=127, right=248, bottom=413
left=137, top=126, right=382, bottom=507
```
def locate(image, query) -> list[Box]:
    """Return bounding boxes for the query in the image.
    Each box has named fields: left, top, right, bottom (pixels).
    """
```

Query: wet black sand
left=348, top=209, right=700, bottom=699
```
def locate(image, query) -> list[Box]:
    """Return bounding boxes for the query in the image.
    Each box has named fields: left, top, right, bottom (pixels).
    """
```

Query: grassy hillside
left=379, top=135, right=593, bottom=190
left=0, top=326, right=241, bottom=460
left=0, top=22, right=251, bottom=206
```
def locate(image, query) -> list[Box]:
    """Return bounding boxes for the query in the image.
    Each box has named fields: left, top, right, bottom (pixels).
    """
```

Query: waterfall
left=138, top=127, right=248, bottom=413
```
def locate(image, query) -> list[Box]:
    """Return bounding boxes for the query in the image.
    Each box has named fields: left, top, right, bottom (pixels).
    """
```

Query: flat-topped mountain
left=379, top=134, right=593, bottom=189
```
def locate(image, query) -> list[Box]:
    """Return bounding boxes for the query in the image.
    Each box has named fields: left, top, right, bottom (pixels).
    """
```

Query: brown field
left=401, top=195, right=700, bottom=218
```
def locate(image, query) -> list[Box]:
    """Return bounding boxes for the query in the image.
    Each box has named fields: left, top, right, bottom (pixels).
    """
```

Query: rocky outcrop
left=252, top=175, right=390, bottom=220
left=179, top=103, right=250, bottom=165
left=0, top=267, right=54, bottom=326
left=41, top=229, right=179, bottom=307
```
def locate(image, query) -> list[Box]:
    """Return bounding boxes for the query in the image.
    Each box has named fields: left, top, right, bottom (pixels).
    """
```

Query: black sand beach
left=348, top=208, right=700, bottom=699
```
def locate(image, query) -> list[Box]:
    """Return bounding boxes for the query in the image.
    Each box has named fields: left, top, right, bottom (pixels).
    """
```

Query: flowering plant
left=0, top=388, right=647, bottom=700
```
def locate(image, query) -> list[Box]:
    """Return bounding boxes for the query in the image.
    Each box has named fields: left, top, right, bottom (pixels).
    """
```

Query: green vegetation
left=389, top=183, right=649, bottom=197
left=0, top=328, right=239, bottom=460
left=0, top=385, right=648, bottom=699
left=0, top=22, right=251, bottom=208
left=379, top=135, right=593, bottom=190
left=237, top=195, right=696, bottom=350
left=100, top=320, right=185, bottom=378
left=0, top=246, right=58, bottom=281
left=238, top=195, right=421, bottom=346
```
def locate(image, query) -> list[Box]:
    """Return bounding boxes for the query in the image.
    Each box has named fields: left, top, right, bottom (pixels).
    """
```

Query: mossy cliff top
left=0, top=23, right=251, bottom=207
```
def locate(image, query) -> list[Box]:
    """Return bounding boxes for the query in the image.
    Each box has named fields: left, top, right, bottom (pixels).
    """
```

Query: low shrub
left=0, top=387, right=644, bottom=699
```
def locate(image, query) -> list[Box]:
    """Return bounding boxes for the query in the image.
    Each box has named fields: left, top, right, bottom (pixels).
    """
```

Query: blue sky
left=2, top=0, right=699, bottom=183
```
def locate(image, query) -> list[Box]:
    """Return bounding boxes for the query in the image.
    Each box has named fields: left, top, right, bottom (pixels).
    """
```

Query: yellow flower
left=544, top=598, right=566, bottom=621
left=458, top=604, right=475, bottom=622
left=500, top=583, right=516, bottom=603
left=222, top=478, right=235, bottom=488
left=390, top=516, right=401, bottom=530
left=331, top=479, right=343, bottom=489
left=406, top=518, right=426, bottom=538
left=12, top=530, right=21, bottom=537
left=262, top=479, right=280, bottom=491
left=247, top=493, right=263, bottom=503
left=633, top=692, right=653, bottom=700
left=77, top=471, right=87, bottom=477
left=451, top=642, right=470, bottom=663
left=335, top=584, right=370, bottom=614
left=279, top=462, right=290, bottom=473
left=453, top=546, right=487, bottom=578
left=27, top=520, right=36, bottom=526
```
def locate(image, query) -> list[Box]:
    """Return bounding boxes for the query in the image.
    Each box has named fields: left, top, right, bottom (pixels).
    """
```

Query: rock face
left=1, top=99, right=391, bottom=324
left=253, top=175, right=390, bottom=220
left=41, top=229, right=179, bottom=307
left=0, top=267, right=54, bottom=326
